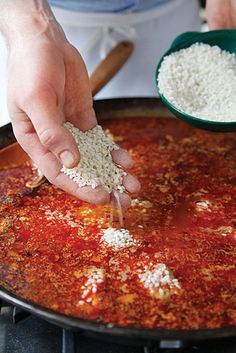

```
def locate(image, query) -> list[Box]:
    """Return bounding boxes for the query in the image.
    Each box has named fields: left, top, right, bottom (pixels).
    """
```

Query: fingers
left=112, top=148, right=140, bottom=196
left=13, top=120, right=110, bottom=205
left=75, top=185, right=110, bottom=205
left=111, top=148, right=133, bottom=169
left=38, top=125, right=80, bottom=168
left=67, top=107, right=97, bottom=132
left=20, top=90, right=80, bottom=168
left=123, top=174, right=141, bottom=194
left=53, top=174, right=110, bottom=205
left=113, top=192, right=132, bottom=209
left=63, top=45, right=97, bottom=131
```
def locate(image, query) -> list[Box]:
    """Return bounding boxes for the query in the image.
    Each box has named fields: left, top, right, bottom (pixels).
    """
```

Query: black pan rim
left=0, top=97, right=235, bottom=341
left=0, top=286, right=236, bottom=341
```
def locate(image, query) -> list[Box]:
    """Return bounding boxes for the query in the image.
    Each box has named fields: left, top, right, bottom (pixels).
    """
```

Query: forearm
left=0, top=0, right=65, bottom=46
left=206, top=0, right=236, bottom=29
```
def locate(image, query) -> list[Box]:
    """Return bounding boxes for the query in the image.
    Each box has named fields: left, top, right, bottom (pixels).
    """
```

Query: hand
left=3, top=5, right=140, bottom=207
left=206, top=0, right=236, bottom=29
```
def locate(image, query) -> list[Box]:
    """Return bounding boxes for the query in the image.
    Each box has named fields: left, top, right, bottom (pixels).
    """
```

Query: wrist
left=0, top=2, right=66, bottom=48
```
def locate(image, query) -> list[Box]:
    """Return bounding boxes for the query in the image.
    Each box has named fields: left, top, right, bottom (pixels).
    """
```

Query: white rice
left=61, top=123, right=126, bottom=193
left=101, top=227, right=138, bottom=250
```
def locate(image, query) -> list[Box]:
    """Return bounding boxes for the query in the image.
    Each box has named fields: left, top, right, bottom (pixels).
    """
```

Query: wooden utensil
left=90, top=41, right=134, bottom=96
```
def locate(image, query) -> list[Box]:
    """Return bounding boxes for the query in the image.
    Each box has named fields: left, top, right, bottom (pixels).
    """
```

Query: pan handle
left=90, top=41, right=134, bottom=97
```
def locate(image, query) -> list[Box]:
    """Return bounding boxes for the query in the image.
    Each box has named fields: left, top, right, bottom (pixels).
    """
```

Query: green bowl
left=156, top=30, right=236, bottom=132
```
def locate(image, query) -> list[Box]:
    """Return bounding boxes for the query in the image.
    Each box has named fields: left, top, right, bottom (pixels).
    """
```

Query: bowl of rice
left=156, top=30, right=236, bottom=132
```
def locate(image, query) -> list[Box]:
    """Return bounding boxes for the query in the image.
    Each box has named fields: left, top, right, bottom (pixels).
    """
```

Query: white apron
left=0, top=0, right=201, bottom=126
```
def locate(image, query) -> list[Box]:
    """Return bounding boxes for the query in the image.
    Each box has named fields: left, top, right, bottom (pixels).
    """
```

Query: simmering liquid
left=0, top=117, right=235, bottom=329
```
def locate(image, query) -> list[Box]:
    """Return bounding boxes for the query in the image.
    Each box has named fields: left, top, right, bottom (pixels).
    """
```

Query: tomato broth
left=0, top=117, right=235, bottom=329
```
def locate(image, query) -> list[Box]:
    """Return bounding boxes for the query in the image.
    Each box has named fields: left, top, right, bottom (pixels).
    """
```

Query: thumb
left=22, top=91, right=80, bottom=168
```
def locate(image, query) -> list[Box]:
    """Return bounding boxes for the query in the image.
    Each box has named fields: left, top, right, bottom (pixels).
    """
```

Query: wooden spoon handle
left=90, top=41, right=134, bottom=97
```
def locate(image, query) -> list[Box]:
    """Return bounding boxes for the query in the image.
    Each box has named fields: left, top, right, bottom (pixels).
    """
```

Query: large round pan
left=0, top=97, right=235, bottom=344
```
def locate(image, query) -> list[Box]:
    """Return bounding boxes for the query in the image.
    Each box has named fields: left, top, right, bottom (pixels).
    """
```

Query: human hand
left=206, top=0, right=236, bottom=29
left=2, top=3, right=140, bottom=207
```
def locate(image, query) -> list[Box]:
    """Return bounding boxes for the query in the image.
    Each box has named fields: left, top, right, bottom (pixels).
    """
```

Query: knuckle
left=20, top=88, right=40, bottom=108
left=38, top=128, right=58, bottom=148
left=46, top=174, right=56, bottom=185
left=96, top=192, right=110, bottom=205
left=98, top=196, right=109, bottom=206
left=19, top=85, right=54, bottom=109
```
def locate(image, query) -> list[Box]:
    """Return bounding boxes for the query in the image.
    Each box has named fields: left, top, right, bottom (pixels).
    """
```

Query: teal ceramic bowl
left=156, top=30, right=236, bottom=132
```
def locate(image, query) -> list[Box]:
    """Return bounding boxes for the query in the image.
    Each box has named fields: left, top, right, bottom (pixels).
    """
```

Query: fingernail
left=60, top=150, right=77, bottom=168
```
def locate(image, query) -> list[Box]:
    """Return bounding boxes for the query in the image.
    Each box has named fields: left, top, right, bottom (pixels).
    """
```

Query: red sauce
left=0, top=117, right=235, bottom=329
